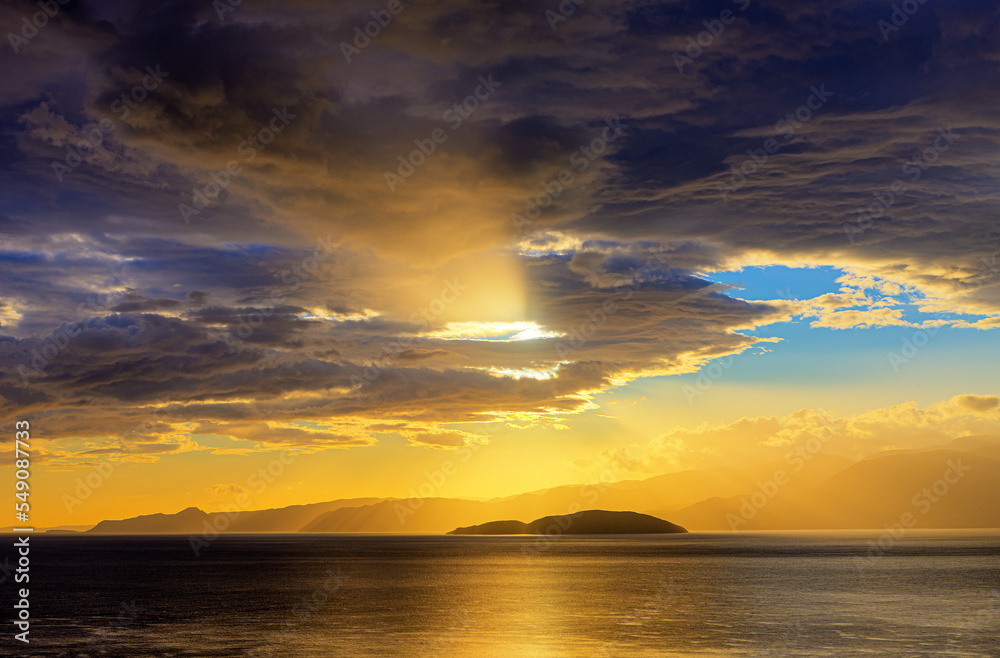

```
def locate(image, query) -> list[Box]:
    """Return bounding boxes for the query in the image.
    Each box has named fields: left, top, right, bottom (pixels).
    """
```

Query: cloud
left=952, top=394, right=1000, bottom=414
left=404, top=430, right=489, bottom=448
left=580, top=394, right=1000, bottom=478
left=1, top=0, right=999, bottom=464
left=205, top=483, right=250, bottom=497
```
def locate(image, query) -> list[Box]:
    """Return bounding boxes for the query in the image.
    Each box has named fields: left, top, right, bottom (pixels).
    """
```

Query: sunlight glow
left=484, top=365, right=559, bottom=380
left=422, top=321, right=565, bottom=341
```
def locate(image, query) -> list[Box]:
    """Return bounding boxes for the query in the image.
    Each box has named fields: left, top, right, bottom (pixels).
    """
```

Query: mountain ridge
left=70, top=435, right=1000, bottom=534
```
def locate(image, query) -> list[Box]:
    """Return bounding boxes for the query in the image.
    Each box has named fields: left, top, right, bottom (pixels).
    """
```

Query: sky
left=1, top=0, right=999, bottom=527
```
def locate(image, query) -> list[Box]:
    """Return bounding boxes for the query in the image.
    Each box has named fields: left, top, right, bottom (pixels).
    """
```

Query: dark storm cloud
left=1, top=0, right=998, bottom=456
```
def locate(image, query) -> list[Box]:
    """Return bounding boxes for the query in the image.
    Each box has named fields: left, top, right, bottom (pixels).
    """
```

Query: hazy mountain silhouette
left=489, top=454, right=853, bottom=516
left=88, top=498, right=384, bottom=534
left=300, top=498, right=495, bottom=533
left=88, top=506, right=210, bottom=534
left=0, top=524, right=92, bottom=534
left=79, top=435, right=1000, bottom=534
left=670, top=437, right=1000, bottom=530
left=447, top=510, right=688, bottom=535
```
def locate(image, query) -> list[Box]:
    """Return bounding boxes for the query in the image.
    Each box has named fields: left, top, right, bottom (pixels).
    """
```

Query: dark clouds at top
left=1, top=0, right=998, bottom=458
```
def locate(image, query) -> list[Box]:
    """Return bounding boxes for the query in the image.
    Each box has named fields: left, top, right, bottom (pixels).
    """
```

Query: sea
left=13, top=531, right=1000, bottom=656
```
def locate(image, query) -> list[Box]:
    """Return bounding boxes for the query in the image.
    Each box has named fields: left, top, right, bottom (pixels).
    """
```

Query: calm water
left=14, top=531, right=1000, bottom=656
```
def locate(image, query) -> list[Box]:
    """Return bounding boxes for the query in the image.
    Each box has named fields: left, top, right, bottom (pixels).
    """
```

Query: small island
left=447, top=509, right=688, bottom=535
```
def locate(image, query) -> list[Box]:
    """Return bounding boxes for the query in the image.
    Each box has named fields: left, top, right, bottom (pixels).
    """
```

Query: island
left=447, top=509, right=688, bottom=535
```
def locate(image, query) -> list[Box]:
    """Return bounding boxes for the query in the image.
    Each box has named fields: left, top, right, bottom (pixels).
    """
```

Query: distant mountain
left=448, top=510, right=687, bottom=535
left=855, top=434, right=1000, bottom=462
left=89, top=506, right=210, bottom=534
left=300, top=498, right=494, bottom=533
left=0, top=524, right=93, bottom=534
left=298, top=455, right=852, bottom=533
left=492, top=454, right=854, bottom=516
left=670, top=444, right=1000, bottom=530
left=80, top=435, right=1000, bottom=534
left=88, top=498, right=385, bottom=534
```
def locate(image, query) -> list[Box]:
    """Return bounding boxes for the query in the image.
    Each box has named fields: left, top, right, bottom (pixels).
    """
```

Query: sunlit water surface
left=20, top=531, right=1000, bottom=656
